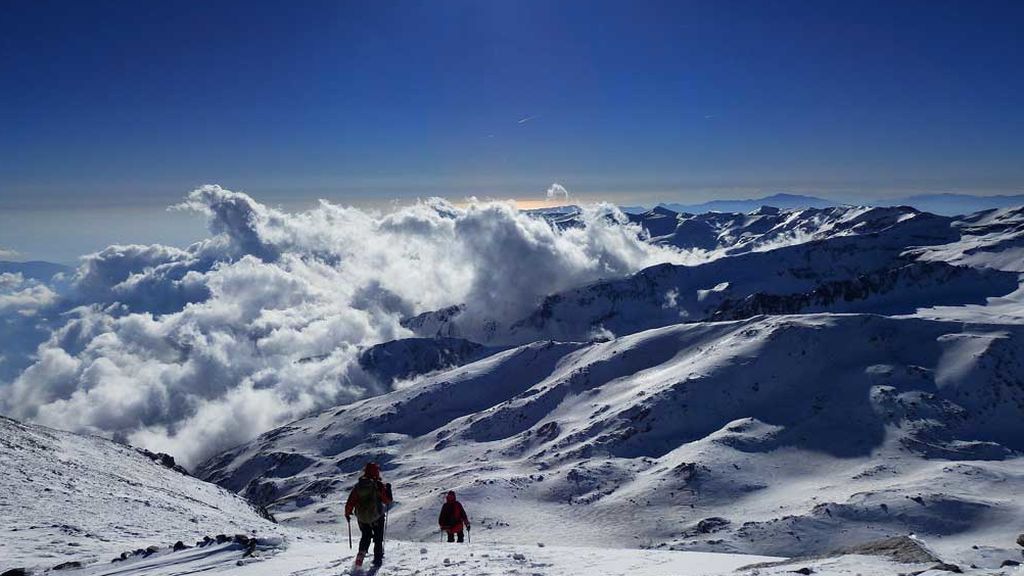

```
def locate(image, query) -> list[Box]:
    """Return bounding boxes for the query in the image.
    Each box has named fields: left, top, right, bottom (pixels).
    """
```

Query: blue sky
left=2, top=0, right=1023, bottom=261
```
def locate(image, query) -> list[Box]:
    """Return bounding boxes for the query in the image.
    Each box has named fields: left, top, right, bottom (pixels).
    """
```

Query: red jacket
left=438, top=500, right=469, bottom=532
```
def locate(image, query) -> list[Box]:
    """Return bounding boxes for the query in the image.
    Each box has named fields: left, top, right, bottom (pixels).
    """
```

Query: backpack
left=352, top=477, right=383, bottom=524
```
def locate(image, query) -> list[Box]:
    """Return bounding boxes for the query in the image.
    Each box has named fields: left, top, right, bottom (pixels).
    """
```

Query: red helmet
left=364, top=462, right=381, bottom=479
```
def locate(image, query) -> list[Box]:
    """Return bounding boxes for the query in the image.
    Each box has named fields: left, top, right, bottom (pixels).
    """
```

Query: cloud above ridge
left=546, top=182, right=570, bottom=202
left=0, top=185, right=684, bottom=467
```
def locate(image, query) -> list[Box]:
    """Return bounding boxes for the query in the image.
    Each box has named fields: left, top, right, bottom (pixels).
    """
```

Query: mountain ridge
left=196, top=313, right=1024, bottom=561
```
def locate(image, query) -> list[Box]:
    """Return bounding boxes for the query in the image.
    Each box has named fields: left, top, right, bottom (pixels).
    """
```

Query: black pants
left=358, top=517, right=385, bottom=560
left=446, top=530, right=464, bottom=543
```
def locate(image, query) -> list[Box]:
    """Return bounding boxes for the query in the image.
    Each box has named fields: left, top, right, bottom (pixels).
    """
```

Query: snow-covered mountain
left=357, top=337, right=501, bottom=386
left=559, top=204, right=948, bottom=257
left=912, top=206, right=1024, bottom=272
left=186, top=202, right=1024, bottom=573
left=197, top=313, right=1024, bottom=566
left=628, top=205, right=945, bottom=254
left=628, top=192, right=1024, bottom=217
left=5, top=199, right=1024, bottom=575
left=405, top=205, right=1022, bottom=344
left=0, top=415, right=280, bottom=573
left=0, top=415, right=786, bottom=576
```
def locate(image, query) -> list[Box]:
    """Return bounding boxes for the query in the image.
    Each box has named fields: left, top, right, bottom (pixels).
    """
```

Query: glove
left=345, top=514, right=351, bottom=522
left=466, top=524, right=471, bottom=531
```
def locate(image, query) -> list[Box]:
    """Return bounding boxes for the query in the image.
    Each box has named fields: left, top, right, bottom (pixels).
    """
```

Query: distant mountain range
left=655, top=193, right=838, bottom=214
left=884, top=193, right=1024, bottom=216
left=618, top=192, right=1024, bottom=216
left=0, top=260, right=69, bottom=282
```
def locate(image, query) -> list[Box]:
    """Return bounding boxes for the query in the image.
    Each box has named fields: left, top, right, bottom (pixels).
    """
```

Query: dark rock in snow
left=790, top=568, right=814, bottom=575
left=172, top=540, right=190, bottom=551
left=1, top=569, right=28, bottom=576
left=1017, top=533, right=1024, bottom=548
left=236, top=534, right=259, bottom=557
left=52, top=561, right=83, bottom=570
left=136, top=448, right=191, bottom=476
left=917, top=563, right=962, bottom=574
left=215, top=534, right=230, bottom=544
left=835, top=536, right=941, bottom=564
left=1002, top=559, right=1021, bottom=567
left=696, top=517, right=731, bottom=534
left=255, top=504, right=277, bottom=523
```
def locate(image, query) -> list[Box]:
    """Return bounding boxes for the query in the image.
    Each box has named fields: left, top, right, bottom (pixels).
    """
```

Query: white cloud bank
left=0, top=272, right=58, bottom=316
left=0, top=186, right=685, bottom=467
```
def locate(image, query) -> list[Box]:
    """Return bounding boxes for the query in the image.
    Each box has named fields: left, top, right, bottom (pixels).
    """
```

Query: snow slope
left=197, top=314, right=1024, bottom=566
left=0, top=415, right=279, bottom=573
left=0, top=415, right=789, bottom=576
left=912, top=206, right=1024, bottom=273
left=56, top=537, right=784, bottom=576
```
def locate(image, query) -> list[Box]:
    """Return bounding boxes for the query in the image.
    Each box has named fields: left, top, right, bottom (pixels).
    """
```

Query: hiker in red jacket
left=345, top=462, right=394, bottom=567
left=438, top=490, right=471, bottom=543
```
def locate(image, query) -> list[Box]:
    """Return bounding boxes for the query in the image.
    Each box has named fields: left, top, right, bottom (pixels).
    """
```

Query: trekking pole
left=382, top=504, right=390, bottom=556
left=347, top=517, right=352, bottom=549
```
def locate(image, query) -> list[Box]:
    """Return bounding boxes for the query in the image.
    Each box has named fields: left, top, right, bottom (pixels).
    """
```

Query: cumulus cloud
left=0, top=247, right=20, bottom=260
left=0, top=272, right=61, bottom=383
left=0, top=185, right=684, bottom=467
left=0, top=272, right=58, bottom=316
left=546, top=182, right=570, bottom=202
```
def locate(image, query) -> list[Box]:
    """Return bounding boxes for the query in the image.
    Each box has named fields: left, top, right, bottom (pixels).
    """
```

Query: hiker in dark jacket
left=438, top=490, right=471, bottom=543
left=345, top=462, right=394, bottom=567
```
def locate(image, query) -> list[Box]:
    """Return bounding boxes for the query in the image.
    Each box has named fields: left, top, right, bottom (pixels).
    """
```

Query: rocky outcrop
left=710, top=260, right=1018, bottom=322
left=136, top=448, right=191, bottom=476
